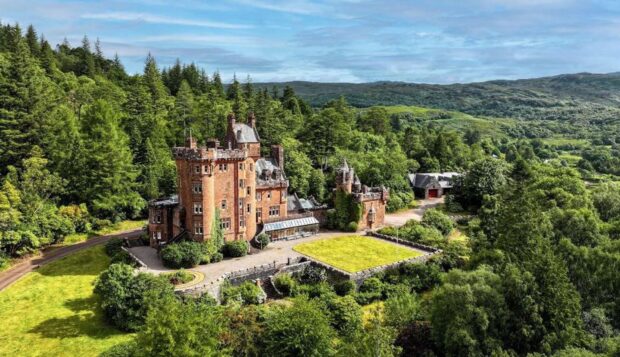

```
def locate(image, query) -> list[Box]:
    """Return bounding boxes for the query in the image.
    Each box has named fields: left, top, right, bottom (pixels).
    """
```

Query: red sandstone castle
left=148, top=113, right=388, bottom=248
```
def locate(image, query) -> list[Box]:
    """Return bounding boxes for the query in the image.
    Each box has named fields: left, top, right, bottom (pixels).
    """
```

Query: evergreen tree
left=79, top=100, right=144, bottom=220
left=0, top=38, right=59, bottom=173
left=211, top=70, right=225, bottom=98
left=24, top=25, right=40, bottom=57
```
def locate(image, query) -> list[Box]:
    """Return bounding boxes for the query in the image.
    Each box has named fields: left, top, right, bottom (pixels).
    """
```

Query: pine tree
left=211, top=70, right=225, bottom=98
left=0, top=39, right=59, bottom=173
left=25, top=25, right=40, bottom=57
left=79, top=35, right=96, bottom=77
left=79, top=99, right=144, bottom=220
left=143, top=53, right=167, bottom=104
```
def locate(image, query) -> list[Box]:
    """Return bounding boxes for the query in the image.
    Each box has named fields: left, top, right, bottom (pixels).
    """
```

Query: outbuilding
left=408, top=172, right=460, bottom=199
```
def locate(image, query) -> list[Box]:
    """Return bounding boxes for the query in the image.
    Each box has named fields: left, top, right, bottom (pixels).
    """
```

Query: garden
left=293, top=236, right=423, bottom=273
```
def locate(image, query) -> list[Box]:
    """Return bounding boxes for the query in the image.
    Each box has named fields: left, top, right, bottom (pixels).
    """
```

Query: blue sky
left=1, top=0, right=620, bottom=83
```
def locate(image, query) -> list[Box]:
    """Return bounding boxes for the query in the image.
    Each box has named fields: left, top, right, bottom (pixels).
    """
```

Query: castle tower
left=336, top=159, right=353, bottom=194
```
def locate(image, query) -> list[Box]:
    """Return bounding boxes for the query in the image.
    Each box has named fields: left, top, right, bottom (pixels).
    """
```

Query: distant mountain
left=256, top=72, right=620, bottom=121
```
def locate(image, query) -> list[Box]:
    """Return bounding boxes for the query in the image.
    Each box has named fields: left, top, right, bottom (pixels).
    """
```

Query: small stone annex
left=148, top=113, right=324, bottom=248
left=335, top=159, right=389, bottom=230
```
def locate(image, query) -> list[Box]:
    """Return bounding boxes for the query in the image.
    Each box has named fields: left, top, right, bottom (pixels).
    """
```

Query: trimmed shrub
left=221, top=281, right=265, bottom=305
left=211, top=252, right=224, bottom=262
left=346, top=221, right=358, bottom=232
left=422, top=209, right=454, bottom=236
left=160, top=241, right=204, bottom=269
left=105, top=238, right=124, bottom=257
left=110, top=250, right=135, bottom=266
left=334, top=280, right=356, bottom=296
left=273, top=273, right=297, bottom=296
left=163, top=269, right=194, bottom=285
left=223, top=240, right=249, bottom=258
left=256, top=233, right=270, bottom=249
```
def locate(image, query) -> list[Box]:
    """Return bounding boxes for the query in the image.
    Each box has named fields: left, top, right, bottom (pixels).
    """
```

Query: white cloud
left=82, top=12, right=252, bottom=29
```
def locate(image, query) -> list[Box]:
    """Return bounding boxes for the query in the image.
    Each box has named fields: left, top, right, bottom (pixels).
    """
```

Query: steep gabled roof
left=233, top=123, right=260, bottom=143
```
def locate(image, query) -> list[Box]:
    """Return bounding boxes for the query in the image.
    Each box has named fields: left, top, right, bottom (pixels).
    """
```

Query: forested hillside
left=257, top=73, right=620, bottom=122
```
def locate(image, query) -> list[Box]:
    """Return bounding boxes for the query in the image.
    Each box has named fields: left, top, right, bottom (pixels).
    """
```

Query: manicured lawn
left=0, top=246, right=132, bottom=357
left=64, top=219, right=146, bottom=245
left=293, top=236, right=423, bottom=273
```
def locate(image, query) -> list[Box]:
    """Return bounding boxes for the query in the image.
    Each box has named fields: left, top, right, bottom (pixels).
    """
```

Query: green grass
left=64, top=219, right=146, bottom=245
left=293, top=236, right=423, bottom=273
left=542, top=137, right=589, bottom=148
left=0, top=246, right=132, bottom=357
left=365, top=105, right=516, bottom=138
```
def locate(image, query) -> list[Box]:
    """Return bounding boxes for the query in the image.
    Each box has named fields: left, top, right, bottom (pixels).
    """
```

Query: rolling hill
left=256, top=72, right=620, bottom=122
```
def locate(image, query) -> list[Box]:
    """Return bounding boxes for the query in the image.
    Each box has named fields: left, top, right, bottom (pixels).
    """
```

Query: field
left=293, top=236, right=423, bottom=273
left=365, top=105, right=516, bottom=138
left=0, top=246, right=132, bottom=357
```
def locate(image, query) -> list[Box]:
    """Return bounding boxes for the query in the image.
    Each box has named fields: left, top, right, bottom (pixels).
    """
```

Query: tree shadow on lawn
left=28, top=296, right=125, bottom=340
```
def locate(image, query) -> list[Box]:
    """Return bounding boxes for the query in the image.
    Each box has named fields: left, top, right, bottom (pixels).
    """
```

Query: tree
left=94, top=263, right=175, bottom=331
left=263, top=298, right=335, bottom=356
left=282, top=138, right=313, bottom=196
left=134, top=293, right=222, bottom=356
left=359, top=107, right=390, bottom=135
left=79, top=100, right=144, bottom=220
left=430, top=267, right=507, bottom=357
left=0, top=38, right=59, bottom=173
left=421, top=208, right=454, bottom=236
left=451, top=157, right=509, bottom=211
left=308, top=168, right=326, bottom=202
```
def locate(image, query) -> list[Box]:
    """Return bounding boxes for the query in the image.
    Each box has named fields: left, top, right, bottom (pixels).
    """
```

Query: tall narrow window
left=256, top=208, right=262, bottom=222
left=246, top=186, right=251, bottom=195
left=256, top=192, right=262, bottom=201
left=239, top=216, right=245, bottom=228
left=247, top=203, right=251, bottom=213
left=193, top=203, right=202, bottom=214
left=192, top=183, right=202, bottom=194
left=194, top=165, right=200, bottom=174
left=221, top=200, right=227, bottom=210
left=239, top=179, right=245, bottom=188
left=194, top=223, right=203, bottom=235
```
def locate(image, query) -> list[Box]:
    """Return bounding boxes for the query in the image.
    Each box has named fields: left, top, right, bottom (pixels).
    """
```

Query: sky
left=1, top=0, right=620, bottom=83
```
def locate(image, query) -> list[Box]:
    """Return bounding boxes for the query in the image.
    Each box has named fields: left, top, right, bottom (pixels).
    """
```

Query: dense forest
left=1, top=23, right=619, bottom=356
left=257, top=74, right=620, bottom=122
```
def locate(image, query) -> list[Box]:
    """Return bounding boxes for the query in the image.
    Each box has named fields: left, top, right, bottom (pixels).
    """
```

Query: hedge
left=223, top=240, right=249, bottom=258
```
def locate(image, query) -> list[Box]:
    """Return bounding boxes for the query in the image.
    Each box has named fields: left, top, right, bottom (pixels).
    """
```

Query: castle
left=335, top=160, right=389, bottom=230
left=148, top=113, right=387, bottom=248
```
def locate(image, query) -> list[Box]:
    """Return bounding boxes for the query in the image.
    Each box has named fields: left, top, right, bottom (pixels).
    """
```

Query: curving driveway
left=0, top=228, right=144, bottom=291
left=130, top=198, right=442, bottom=287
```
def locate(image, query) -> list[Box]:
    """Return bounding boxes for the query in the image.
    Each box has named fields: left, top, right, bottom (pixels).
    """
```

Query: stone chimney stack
left=185, top=134, right=197, bottom=149
left=271, top=145, right=284, bottom=171
left=227, top=113, right=236, bottom=134
left=248, top=112, right=256, bottom=128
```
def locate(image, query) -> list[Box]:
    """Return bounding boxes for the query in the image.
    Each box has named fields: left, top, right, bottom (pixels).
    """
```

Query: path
left=131, top=198, right=442, bottom=285
left=383, top=197, right=444, bottom=227
left=0, top=228, right=144, bottom=291
left=130, top=231, right=361, bottom=285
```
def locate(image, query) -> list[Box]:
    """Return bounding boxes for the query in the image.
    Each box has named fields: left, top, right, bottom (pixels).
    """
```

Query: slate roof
left=149, top=194, right=179, bottom=207
left=233, top=123, right=260, bottom=143
left=255, top=158, right=288, bottom=186
left=263, top=216, right=319, bottom=232
left=409, top=172, right=460, bottom=189
left=287, top=193, right=323, bottom=212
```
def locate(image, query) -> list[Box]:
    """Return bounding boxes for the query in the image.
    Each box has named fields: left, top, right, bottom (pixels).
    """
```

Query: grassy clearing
left=542, top=137, right=589, bottom=148
left=64, top=219, right=146, bottom=245
left=0, top=246, right=132, bottom=357
left=293, top=236, right=423, bottom=273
